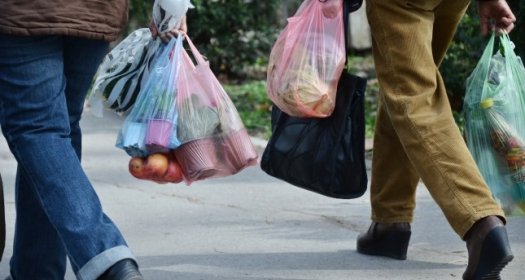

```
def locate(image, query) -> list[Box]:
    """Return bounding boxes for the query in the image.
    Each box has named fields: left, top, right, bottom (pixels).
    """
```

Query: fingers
left=149, top=20, right=173, bottom=43
left=158, top=32, right=173, bottom=43
left=480, top=21, right=515, bottom=37
left=150, top=16, right=188, bottom=43
left=149, top=20, right=159, bottom=38
left=177, top=16, right=188, bottom=33
left=497, top=17, right=515, bottom=33
left=490, top=17, right=516, bottom=35
left=477, top=0, right=516, bottom=36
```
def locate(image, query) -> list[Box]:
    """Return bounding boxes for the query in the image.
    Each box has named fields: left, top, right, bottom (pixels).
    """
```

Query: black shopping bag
left=260, top=71, right=368, bottom=199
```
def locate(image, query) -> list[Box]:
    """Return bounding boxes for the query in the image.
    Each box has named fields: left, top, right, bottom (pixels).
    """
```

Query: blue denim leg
left=12, top=169, right=68, bottom=279
left=0, top=34, right=136, bottom=280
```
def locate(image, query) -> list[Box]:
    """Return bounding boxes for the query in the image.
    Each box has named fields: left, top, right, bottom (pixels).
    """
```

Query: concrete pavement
left=0, top=110, right=523, bottom=280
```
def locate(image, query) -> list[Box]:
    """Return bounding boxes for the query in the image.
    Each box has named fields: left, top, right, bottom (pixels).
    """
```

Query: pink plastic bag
left=173, top=35, right=258, bottom=185
left=267, top=0, right=346, bottom=118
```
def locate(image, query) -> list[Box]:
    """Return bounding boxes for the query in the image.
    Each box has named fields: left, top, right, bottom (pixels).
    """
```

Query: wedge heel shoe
left=356, top=222, right=411, bottom=260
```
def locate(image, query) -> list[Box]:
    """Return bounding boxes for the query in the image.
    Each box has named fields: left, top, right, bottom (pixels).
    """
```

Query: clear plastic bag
left=173, top=35, right=258, bottom=185
left=89, top=28, right=162, bottom=116
left=464, top=33, right=525, bottom=215
left=116, top=35, right=184, bottom=157
left=267, top=0, right=346, bottom=118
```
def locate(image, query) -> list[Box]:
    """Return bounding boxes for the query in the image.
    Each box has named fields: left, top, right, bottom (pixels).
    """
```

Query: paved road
left=0, top=109, right=523, bottom=279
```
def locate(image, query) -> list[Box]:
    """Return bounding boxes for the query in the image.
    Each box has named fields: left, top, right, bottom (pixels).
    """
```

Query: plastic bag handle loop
left=181, top=32, right=207, bottom=66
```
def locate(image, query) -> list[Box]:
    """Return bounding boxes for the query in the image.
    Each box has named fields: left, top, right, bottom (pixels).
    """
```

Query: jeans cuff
left=77, top=245, right=136, bottom=280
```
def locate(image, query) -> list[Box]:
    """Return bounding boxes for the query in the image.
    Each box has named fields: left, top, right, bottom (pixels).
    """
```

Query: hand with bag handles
left=477, top=0, right=516, bottom=36
left=150, top=15, right=188, bottom=42
left=150, top=0, right=193, bottom=42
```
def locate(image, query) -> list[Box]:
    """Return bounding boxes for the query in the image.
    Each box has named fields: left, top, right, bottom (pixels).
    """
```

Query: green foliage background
left=128, top=0, right=303, bottom=80
left=127, top=0, right=525, bottom=137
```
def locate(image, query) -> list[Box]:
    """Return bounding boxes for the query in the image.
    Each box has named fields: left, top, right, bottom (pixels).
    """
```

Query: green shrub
left=223, top=81, right=272, bottom=138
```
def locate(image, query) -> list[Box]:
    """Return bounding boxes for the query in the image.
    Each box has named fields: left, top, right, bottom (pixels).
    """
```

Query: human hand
left=477, top=0, right=516, bottom=36
left=149, top=16, right=188, bottom=42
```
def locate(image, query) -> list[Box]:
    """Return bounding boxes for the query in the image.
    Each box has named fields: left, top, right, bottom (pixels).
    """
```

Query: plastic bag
left=153, top=0, right=194, bottom=33
left=89, top=28, right=162, bottom=116
left=464, top=33, right=525, bottom=215
left=267, top=0, right=346, bottom=118
left=173, top=35, right=258, bottom=185
left=116, top=35, right=184, bottom=157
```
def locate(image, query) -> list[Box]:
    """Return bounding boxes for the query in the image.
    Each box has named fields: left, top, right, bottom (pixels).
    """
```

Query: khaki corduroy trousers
left=365, top=0, right=505, bottom=238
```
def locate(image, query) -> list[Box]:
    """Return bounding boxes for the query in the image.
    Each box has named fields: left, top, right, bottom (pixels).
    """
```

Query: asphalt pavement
left=0, top=109, right=523, bottom=280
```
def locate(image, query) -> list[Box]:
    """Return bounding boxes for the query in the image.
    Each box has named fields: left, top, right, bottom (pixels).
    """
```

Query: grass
left=225, top=54, right=379, bottom=140
left=223, top=81, right=273, bottom=139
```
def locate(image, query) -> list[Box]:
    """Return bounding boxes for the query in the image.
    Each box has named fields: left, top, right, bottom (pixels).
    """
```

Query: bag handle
left=342, top=0, right=364, bottom=58
left=181, top=33, right=208, bottom=66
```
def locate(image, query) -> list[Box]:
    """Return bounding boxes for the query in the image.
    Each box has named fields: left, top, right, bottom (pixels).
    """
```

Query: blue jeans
left=0, top=34, right=136, bottom=280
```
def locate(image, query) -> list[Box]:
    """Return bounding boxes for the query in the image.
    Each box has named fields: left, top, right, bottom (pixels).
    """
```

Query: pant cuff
left=77, top=245, right=136, bottom=280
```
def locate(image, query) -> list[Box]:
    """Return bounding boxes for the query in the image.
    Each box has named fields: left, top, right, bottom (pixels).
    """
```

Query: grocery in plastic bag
left=116, top=35, right=184, bottom=157
left=173, top=35, right=258, bottom=184
left=267, top=0, right=346, bottom=118
left=464, top=33, right=525, bottom=215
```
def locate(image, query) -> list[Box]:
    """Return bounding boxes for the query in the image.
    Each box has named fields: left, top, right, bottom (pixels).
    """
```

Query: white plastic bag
left=89, top=28, right=161, bottom=116
left=153, top=0, right=194, bottom=33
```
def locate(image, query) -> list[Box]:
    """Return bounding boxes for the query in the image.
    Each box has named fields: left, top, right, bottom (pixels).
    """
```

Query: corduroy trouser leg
left=365, top=0, right=505, bottom=238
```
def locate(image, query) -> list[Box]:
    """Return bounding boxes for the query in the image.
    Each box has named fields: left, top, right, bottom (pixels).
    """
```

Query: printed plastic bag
left=153, top=0, right=194, bottom=33
left=173, top=35, right=258, bottom=185
left=89, top=28, right=162, bottom=116
left=116, top=35, right=184, bottom=157
left=267, top=0, right=346, bottom=118
left=464, top=33, right=525, bottom=215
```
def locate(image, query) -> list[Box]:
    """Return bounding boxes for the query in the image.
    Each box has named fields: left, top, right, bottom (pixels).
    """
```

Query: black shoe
left=98, top=259, right=144, bottom=280
left=356, top=222, right=411, bottom=260
left=463, top=216, right=513, bottom=280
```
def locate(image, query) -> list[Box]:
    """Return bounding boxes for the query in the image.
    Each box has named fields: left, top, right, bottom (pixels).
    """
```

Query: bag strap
left=342, top=0, right=363, bottom=58
left=184, top=34, right=208, bottom=66
left=344, top=0, right=363, bottom=13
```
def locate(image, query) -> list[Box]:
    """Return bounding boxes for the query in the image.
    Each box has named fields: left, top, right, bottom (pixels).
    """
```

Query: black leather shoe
left=98, top=259, right=144, bottom=280
left=356, top=222, right=411, bottom=260
left=463, top=216, right=513, bottom=280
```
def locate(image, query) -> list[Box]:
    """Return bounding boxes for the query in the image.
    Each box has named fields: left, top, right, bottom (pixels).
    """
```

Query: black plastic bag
left=261, top=71, right=368, bottom=199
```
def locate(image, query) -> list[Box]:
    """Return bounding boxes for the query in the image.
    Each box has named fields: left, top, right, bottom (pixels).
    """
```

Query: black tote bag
left=260, top=0, right=368, bottom=198
left=260, top=70, right=368, bottom=199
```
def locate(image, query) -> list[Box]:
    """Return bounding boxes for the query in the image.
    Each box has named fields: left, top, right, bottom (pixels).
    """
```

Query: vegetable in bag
left=267, top=0, right=346, bottom=118
left=173, top=35, right=258, bottom=185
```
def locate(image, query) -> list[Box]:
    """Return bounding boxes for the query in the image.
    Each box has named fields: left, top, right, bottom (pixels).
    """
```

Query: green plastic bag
left=464, top=33, right=525, bottom=215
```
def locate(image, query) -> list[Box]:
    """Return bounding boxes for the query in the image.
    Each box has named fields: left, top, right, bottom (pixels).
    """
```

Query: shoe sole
left=468, top=227, right=514, bottom=280
left=357, top=230, right=411, bottom=260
